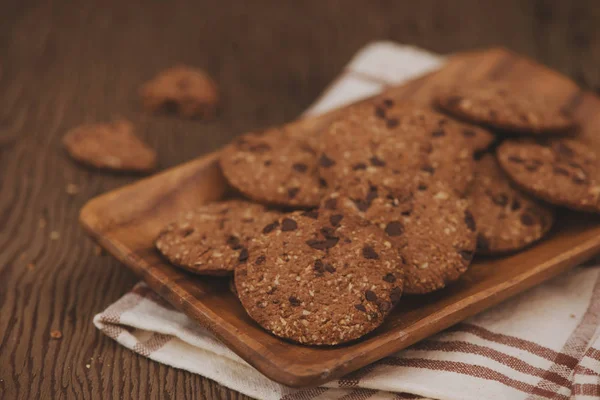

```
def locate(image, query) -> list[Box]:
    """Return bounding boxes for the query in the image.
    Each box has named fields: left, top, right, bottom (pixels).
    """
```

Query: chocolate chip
left=476, top=234, right=490, bottom=251
left=255, top=255, right=266, bottom=265
left=262, top=221, right=279, bottom=234
left=418, top=183, right=428, bottom=191
left=263, top=160, right=272, bottom=166
left=377, top=300, right=391, bottom=312
left=520, top=213, right=535, bottom=226
left=287, top=187, right=300, bottom=199
left=352, top=163, right=367, bottom=170
left=464, top=210, right=476, bottom=232
left=390, top=287, right=402, bottom=304
left=462, top=129, right=476, bottom=137
left=383, top=98, right=394, bottom=108
left=362, top=245, right=379, bottom=259
left=432, top=128, right=445, bottom=138
left=365, top=290, right=377, bottom=302
left=238, top=248, right=249, bottom=262
left=555, top=143, right=574, bottom=158
left=386, top=118, right=399, bottom=129
left=492, top=193, right=509, bottom=206
left=324, top=263, right=336, bottom=273
left=281, top=218, right=298, bottom=231
left=318, top=177, right=328, bottom=188
left=313, top=259, right=325, bottom=274
left=459, top=250, right=474, bottom=261
left=329, top=214, right=343, bottom=227
left=319, top=153, right=335, bottom=168
left=508, top=155, right=524, bottom=164
left=446, top=95, right=462, bottom=107
left=420, top=142, right=433, bottom=154
left=369, top=156, right=386, bottom=167
left=226, top=235, right=242, bottom=250
left=301, top=209, right=319, bottom=219
left=354, top=304, right=367, bottom=312
left=181, top=228, right=194, bottom=237
left=324, top=198, right=337, bottom=210
left=384, top=221, right=404, bottom=237
left=525, top=163, right=540, bottom=172
left=383, top=273, right=396, bottom=283
left=298, top=143, right=317, bottom=155
left=306, top=237, right=339, bottom=250
left=375, top=106, right=386, bottom=119
left=289, top=296, right=301, bottom=306
left=511, top=199, right=521, bottom=211
left=572, top=174, right=588, bottom=184
left=319, top=226, right=336, bottom=238
left=553, top=166, right=570, bottom=176
left=421, top=164, right=435, bottom=174
left=292, top=163, right=308, bottom=173
left=366, top=185, right=378, bottom=202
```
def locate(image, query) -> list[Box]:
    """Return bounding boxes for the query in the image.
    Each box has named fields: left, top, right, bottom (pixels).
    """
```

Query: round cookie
left=325, top=177, right=476, bottom=294
left=155, top=200, right=280, bottom=275
left=497, top=138, right=600, bottom=213
left=318, top=100, right=476, bottom=195
left=436, top=82, right=574, bottom=134
left=468, top=154, right=554, bottom=254
left=140, top=65, right=219, bottom=119
left=235, top=210, right=405, bottom=345
left=63, top=120, right=157, bottom=173
left=220, top=128, right=326, bottom=207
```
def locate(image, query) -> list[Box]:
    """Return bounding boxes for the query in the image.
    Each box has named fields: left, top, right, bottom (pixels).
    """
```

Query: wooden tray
left=80, top=48, right=600, bottom=388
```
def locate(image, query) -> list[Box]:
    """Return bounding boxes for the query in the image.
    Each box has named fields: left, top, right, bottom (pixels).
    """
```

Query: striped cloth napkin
left=94, top=42, right=600, bottom=400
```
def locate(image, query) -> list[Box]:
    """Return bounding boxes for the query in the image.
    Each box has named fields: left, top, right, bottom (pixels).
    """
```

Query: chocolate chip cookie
left=325, top=177, right=476, bottom=294
left=497, top=138, right=600, bottom=212
left=318, top=101, right=476, bottom=195
left=63, top=120, right=157, bottom=172
left=235, top=210, right=405, bottom=345
left=155, top=200, right=280, bottom=275
left=140, top=65, right=219, bottom=119
left=220, top=127, right=326, bottom=207
left=437, top=82, right=574, bottom=134
left=468, top=154, right=554, bottom=254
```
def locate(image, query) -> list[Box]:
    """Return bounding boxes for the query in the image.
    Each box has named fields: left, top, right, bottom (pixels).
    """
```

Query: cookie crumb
left=50, top=330, right=63, bottom=339
left=49, top=231, right=60, bottom=240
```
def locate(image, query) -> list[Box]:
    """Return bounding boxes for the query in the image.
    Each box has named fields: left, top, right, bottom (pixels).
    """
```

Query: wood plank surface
left=2, top=1, right=600, bottom=399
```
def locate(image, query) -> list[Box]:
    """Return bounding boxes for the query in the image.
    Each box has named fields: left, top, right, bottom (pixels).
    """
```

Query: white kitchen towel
left=94, top=42, right=600, bottom=400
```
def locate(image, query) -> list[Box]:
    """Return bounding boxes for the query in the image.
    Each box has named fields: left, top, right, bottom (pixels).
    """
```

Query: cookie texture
left=325, top=177, right=476, bottom=294
left=468, top=154, right=554, bottom=254
left=63, top=120, right=157, bottom=172
left=437, top=82, right=574, bottom=134
left=497, top=138, right=600, bottom=213
left=140, top=65, right=219, bottom=119
left=155, top=200, right=280, bottom=275
left=220, top=128, right=326, bottom=207
left=318, top=100, right=476, bottom=195
left=235, top=210, right=405, bottom=345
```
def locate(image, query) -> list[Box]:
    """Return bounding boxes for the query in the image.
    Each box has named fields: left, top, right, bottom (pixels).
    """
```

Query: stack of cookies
left=155, top=81, right=588, bottom=346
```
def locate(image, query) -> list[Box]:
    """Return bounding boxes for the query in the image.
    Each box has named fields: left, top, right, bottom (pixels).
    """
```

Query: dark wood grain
left=2, top=1, right=600, bottom=399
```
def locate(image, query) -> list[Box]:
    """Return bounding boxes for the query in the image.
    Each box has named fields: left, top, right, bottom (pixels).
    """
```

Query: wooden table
left=1, top=1, right=599, bottom=399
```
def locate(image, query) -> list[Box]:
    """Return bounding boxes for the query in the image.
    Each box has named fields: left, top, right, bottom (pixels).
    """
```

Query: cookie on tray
left=235, top=210, right=405, bottom=345
left=220, top=127, right=326, bottom=207
left=325, top=177, right=476, bottom=294
left=63, top=120, right=157, bottom=173
left=155, top=200, right=280, bottom=275
left=140, top=65, right=219, bottom=119
left=497, top=138, right=600, bottom=213
left=436, top=82, right=574, bottom=134
left=468, top=154, right=554, bottom=254
left=318, top=101, right=476, bottom=195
